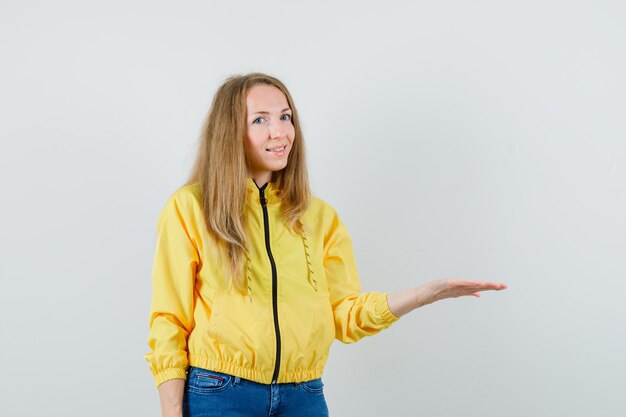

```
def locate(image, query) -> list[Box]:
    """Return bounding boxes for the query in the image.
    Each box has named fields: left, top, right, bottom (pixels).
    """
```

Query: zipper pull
left=259, top=189, right=268, bottom=206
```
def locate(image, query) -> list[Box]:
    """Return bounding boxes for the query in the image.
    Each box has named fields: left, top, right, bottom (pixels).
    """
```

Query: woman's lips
left=266, top=144, right=287, bottom=155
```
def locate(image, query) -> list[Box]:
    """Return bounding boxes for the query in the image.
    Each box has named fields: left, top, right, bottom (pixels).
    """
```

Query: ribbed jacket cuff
left=377, top=292, right=400, bottom=324
left=154, top=367, right=187, bottom=388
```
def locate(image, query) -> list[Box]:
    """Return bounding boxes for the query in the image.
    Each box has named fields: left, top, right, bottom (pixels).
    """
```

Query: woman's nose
left=268, top=118, right=282, bottom=138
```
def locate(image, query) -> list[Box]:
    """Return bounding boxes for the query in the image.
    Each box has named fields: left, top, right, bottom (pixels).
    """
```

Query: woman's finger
left=462, top=281, right=507, bottom=291
left=448, top=281, right=507, bottom=298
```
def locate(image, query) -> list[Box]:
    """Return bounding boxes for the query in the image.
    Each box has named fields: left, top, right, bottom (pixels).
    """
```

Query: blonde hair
left=185, top=73, right=311, bottom=294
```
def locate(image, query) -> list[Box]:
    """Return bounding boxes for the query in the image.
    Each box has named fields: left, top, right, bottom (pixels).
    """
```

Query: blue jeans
left=183, top=366, right=330, bottom=417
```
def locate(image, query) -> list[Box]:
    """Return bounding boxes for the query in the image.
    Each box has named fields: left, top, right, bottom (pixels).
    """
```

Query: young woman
left=145, top=73, right=507, bottom=417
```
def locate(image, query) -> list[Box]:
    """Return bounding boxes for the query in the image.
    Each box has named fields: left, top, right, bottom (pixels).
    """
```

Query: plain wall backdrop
left=1, top=1, right=625, bottom=416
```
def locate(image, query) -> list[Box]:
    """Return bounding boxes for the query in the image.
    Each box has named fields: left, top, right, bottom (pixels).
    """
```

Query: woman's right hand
left=157, top=378, right=185, bottom=417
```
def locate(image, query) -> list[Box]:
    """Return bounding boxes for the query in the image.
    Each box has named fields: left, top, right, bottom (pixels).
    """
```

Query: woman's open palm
left=425, top=279, right=508, bottom=303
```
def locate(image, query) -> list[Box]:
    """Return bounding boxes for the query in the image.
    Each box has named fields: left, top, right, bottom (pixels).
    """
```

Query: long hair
left=184, top=73, right=311, bottom=294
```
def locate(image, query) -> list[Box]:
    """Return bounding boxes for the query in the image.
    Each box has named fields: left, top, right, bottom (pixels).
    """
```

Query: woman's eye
left=281, top=114, right=292, bottom=121
left=253, top=117, right=264, bottom=125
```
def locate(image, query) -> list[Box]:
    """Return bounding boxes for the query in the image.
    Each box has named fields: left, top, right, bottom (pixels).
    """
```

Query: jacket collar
left=246, top=177, right=281, bottom=205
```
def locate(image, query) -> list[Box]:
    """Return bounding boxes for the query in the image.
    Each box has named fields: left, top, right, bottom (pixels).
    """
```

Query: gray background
left=1, top=0, right=625, bottom=416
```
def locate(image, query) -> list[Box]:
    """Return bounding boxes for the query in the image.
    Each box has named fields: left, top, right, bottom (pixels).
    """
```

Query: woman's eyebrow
left=250, top=108, right=291, bottom=115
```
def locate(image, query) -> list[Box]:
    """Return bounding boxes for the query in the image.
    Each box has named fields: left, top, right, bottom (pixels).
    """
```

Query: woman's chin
left=267, top=160, right=289, bottom=171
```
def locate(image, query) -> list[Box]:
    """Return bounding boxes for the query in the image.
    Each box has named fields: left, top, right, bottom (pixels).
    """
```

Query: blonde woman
left=145, top=73, right=507, bottom=417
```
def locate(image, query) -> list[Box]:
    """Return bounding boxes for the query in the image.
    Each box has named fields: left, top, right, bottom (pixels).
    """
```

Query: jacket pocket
left=187, top=366, right=233, bottom=394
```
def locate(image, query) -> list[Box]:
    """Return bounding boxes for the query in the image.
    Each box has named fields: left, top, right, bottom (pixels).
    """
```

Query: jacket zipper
left=258, top=184, right=282, bottom=384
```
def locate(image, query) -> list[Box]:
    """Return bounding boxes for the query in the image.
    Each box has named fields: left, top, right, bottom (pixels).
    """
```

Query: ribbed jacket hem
left=189, top=355, right=325, bottom=384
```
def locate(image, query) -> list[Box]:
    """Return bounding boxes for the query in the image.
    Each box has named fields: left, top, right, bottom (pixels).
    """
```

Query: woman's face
left=244, top=84, right=295, bottom=185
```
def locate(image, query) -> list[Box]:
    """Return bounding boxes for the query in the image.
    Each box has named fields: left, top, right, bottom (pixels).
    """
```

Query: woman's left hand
left=387, top=279, right=508, bottom=318
left=420, top=279, right=508, bottom=304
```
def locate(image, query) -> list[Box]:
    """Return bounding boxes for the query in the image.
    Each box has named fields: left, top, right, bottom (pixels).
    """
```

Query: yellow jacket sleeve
left=144, top=194, right=199, bottom=387
left=323, top=208, right=400, bottom=344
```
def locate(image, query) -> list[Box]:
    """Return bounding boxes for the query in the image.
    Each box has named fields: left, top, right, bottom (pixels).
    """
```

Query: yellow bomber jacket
left=145, top=178, right=400, bottom=387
